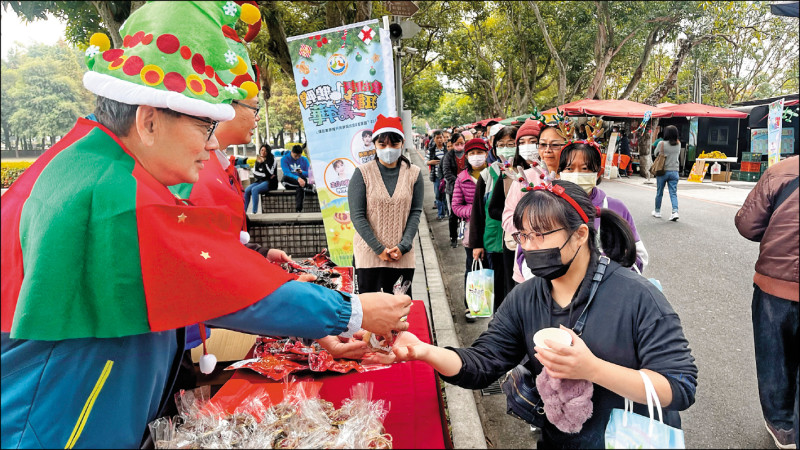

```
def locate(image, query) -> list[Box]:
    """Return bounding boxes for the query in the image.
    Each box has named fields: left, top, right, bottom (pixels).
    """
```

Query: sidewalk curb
left=411, top=150, right=488, bottom=449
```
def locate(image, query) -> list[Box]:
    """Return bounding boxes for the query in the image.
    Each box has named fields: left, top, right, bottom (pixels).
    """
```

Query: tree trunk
left=355, top=0, right=372, bottom=22
left=91, top=1, right=124, bottom=48
left=2, top=122, right=12, bottom=155
left=530, top=1, right=567, bottom=105
left=259, top=1, right=295, bottom=78
left=325, top=1, right=345, bottom=28
left=644, top=35, right=714, bottom=105
left=620, top=27, right=660, bottom=100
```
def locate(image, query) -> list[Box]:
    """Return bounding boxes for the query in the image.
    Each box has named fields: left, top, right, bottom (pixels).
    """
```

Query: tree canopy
left=2, top=0, right=797, bottom=135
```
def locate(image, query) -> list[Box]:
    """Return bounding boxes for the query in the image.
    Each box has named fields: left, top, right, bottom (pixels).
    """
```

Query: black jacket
left=441, top=254, right=698, bottom=448
left=441, top=150, right=464, bottom=198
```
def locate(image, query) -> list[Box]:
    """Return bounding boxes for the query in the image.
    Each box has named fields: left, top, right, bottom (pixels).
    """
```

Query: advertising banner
left=286, top=20, right=395, bottom=266
left=768, top=99, right=784, bottom=167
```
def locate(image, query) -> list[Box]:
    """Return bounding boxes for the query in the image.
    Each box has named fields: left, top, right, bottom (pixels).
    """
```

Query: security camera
left=404, top=47, right=419, bottom=55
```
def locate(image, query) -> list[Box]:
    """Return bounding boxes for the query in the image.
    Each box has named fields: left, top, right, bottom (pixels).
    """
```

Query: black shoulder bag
left=500, top=256, right=610, bottom=427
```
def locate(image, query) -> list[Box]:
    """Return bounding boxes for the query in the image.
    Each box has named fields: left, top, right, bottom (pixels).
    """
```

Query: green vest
left=483, top=164, right=504, bottom=253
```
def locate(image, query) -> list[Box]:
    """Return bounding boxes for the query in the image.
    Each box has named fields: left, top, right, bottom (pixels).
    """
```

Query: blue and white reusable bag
left=605, top=371, right=685, bottom=449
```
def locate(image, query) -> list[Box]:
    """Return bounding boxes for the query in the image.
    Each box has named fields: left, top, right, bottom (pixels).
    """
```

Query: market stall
left=209, top=300, right=449, bottom=449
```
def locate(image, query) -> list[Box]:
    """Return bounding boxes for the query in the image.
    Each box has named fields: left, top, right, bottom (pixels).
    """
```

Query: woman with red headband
left=391, top=179, right=697, bottom=448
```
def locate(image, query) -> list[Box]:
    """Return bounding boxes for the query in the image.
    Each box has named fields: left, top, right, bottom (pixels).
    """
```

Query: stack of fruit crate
left=739, top=152, right=763, bottom=182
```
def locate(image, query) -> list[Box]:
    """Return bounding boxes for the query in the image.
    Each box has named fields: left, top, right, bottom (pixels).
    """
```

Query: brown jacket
left=735, top=156, right=799, bottom=301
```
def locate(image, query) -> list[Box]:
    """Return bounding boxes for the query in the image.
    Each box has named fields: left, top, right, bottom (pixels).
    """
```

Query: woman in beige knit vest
left=348, top=115, right=424, bottom=297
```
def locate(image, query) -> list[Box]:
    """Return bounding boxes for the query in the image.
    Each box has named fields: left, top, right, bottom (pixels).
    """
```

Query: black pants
left=502, top=246, right=518, bottom=296
left=752, top=284, right=799, bottom=432
left=355, top=267, right=415, bottom=298
left=488, top=251, right=507, bottom=312
left=448, top=194, right=459, bottom=242
left=282, top=175, right=308, bottom=212
left=464, top=246, right=490, bottom=310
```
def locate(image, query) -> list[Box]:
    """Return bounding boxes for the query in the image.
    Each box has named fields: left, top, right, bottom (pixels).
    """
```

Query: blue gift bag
left=605, top=371, right=685, bottom=449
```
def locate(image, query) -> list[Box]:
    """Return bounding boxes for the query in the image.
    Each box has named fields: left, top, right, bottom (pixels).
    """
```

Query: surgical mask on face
left=496, top=146, right=516, bottom=160
left=559, top=172, right=598, bottom=194
left=468, top=154, right=486, bottom=167
left=518, top=143, right=539, bottom=162
left=523, top=230, right=581, bottom=280
left=377, top=147, right=402, bottom=164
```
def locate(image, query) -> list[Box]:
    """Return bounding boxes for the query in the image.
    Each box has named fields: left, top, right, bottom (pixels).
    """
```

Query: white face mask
left=496, top=146, right=516, bottom=160
left=518, top=143, right=539, bottom=162
left=559, top=171, right=598, bottom=194
left=377, top=147, right=402, bottom=164
left=468, top=154, right=487, bottom=168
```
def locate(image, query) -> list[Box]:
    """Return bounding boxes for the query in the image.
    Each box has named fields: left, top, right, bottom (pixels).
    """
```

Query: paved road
left=410, top=146, right=776, bottom=449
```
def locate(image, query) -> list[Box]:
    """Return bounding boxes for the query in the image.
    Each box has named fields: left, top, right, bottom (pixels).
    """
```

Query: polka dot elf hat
left=83, top=1, right=262, bottom=122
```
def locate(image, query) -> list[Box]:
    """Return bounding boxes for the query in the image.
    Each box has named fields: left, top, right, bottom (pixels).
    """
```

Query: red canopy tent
left=543, top=99, right=672, bottom=118
left=659, top=102, right=748, bottom=118
left=471, top=117, right=504, bottom=128
left=578, top=99, right=673, bottom=118
left=542, top=99, right=594, bottom=115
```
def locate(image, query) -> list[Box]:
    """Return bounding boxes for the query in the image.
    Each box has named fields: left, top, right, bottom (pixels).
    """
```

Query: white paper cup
left=533, top=327, right=572, bottom=350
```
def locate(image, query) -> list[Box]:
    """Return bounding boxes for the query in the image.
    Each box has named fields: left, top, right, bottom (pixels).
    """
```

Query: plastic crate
left=741, top=152, right=762, bottom=162
left=760, top=162, right=768, bottom=173
left=731, top=170, right=740, bottom=181
left=742, top=172, right=761, bottom=182
left=248, top=218, right=328, bottom=258
left=260, top=190, right=321, bottom=213
left=740, top=161, right=760, bottom=172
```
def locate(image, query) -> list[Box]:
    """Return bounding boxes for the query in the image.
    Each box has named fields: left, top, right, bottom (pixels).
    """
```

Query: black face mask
left=523, top=229, right=582, bottom=280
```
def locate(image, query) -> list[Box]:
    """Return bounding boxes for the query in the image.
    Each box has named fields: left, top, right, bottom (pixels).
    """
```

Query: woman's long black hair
left=260, top=143, right=274, bottom=166
left=373, top=132, right=410, bottom=167
left=512, top=179, right=636, bottom=267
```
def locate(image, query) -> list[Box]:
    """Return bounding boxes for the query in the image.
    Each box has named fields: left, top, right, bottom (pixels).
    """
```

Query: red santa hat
left=372, top=114, right=404, bottom=140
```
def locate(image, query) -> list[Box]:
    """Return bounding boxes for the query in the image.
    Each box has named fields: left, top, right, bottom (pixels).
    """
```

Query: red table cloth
left=211, top=300, right=449, bottom=449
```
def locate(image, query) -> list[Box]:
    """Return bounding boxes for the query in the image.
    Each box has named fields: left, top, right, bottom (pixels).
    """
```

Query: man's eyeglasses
left=232, top=100, right=261, bottom=118
left=539, top=142, right=565, bottom=151
left=511, top=227, right=565, bottom=246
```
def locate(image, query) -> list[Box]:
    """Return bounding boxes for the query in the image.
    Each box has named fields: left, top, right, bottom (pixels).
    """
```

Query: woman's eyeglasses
left=511, top=227, right=565, bottom=245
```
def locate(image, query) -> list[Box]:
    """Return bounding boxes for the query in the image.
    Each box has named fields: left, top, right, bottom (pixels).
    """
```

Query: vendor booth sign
left=287, top=20, right=395, bottom=266
left=768, top=99, right=784, bottom=167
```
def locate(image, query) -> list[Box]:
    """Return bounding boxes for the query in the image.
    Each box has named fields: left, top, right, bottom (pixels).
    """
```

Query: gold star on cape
left=200, top=251, right=210, bottom=260
left=177, top=213, right=187, bottom=223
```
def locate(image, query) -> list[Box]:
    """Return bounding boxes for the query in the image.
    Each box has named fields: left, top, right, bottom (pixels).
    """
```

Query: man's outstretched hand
left=359, top=292, right=411, bottom=339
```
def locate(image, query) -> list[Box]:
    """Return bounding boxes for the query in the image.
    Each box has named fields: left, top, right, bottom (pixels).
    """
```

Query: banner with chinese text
left=287, top=20, right=395, bottom=266
left=768, top=99, right=784, bottom=167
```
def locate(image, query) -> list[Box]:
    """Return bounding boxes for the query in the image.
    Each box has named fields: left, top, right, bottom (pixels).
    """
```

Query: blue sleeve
left=206, top=281, right=352, bottom=339
left=281, top=155, right=298, bottom=181
left=301, top=157, right=310, bottom=178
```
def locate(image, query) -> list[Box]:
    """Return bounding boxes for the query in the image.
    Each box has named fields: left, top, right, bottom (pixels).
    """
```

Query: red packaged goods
left=225, top=355, right=308, bottom=381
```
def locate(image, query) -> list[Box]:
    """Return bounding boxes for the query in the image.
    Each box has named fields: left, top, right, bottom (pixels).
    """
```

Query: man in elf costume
left=0, top=2, right=410, bottom=448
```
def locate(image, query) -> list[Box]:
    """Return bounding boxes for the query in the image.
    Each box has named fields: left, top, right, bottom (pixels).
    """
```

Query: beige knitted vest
left=353, top=160, right=420, bottom=269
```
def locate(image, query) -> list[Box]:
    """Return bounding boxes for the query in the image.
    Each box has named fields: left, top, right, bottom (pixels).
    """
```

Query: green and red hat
left=83, top=1, right=262, bottom=121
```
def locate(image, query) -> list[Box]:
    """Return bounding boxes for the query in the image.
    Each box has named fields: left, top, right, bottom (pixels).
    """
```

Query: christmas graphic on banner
left=287, top=19, right=395, bottom=266
left=767, top=99, right=784, bottom=167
